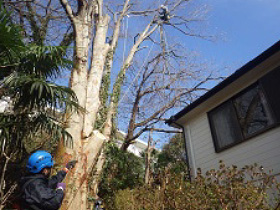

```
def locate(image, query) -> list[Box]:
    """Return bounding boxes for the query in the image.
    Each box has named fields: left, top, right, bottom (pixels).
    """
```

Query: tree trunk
left=61, top=14, right=109, bottom=210
left=62, top=17, right=91, bottom=210
left=58, top=1, right=158, bottom=208
left=145, top=131, right=152, bottom=185
left=89, top=100, right=113, bottom=198
left=88, top=146, right=106, bottom=199
left=68, top=18, right=90, bottom=146
left=103, top=101, right=114, bottom=138
left=121, top=87, right=141, bottom=151
left=62, top=131, right=106, bottom=210
left=83, top=15, right=110, bottom=138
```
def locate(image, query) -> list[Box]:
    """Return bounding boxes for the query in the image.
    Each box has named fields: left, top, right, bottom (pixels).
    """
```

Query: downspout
left=169, top=120, right=192, bottom=181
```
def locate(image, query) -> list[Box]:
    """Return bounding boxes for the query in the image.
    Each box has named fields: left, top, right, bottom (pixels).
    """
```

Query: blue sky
left=194, top=0, right=280, bottom=72
left=151, top=0, right=280, bottom=147
left=55, top=0, right=280, bottom=147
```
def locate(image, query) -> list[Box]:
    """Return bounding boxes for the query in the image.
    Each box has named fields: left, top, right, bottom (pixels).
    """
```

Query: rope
left=119, top=0, right=163, bottom=104
left=163, top=27, right=172, bottom=103
left=119, top=31, right=157, bottom=104
left=122, top=16, right=129, bottom=64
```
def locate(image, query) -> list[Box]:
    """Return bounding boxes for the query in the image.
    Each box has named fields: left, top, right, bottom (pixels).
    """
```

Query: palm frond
left=3, top=73, right=81, bottom=113
left=0, top=5, right=79, bottom=153
left=19, top=45, right=72, bottom=78
left=0, top=112, right=73, bottom=151
left=0, top=4, right=24, bottom=79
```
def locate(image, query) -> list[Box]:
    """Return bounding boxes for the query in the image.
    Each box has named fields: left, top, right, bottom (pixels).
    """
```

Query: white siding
left=185, top=113, right=280, bottom=175
left=178, top=52, right=280, bottom=177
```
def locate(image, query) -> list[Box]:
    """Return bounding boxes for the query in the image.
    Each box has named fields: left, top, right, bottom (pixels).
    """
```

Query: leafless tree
left=119, top=46, right=223, bottom=151
left=3, top=0, right=218, bottom=209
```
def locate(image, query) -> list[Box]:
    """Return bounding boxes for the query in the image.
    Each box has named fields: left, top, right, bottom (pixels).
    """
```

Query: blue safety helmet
left=26, top=150, right=54, bottom=173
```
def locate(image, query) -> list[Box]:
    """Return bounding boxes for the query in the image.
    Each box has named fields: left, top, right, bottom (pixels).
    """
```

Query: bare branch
left=128, top=9, right=157, bottom=16
left=167, top=23, right=214, bottom=40
left=171, top=0, right=190, bottom=12
left=0, top=153, right=10, bottom=205
left=59, top=30, right=74, bottom=47
left=110, top=0, right=131, bottom=50
left=144, top=128, right=182, bottom=133
left=2, top=183, right=17, bottom=205
left=59, top=0, right=75, bottom=22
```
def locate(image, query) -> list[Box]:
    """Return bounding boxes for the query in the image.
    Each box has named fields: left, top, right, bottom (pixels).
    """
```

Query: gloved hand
left=56, top=183, right=66, bottom=191
left=66, top=160, right=78, bottom=170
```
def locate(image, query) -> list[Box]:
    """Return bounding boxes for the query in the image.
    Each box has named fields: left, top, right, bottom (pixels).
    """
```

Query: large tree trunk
left=62, top=17, right=91, bottom=210
left=62, top=131, right=106, bottom=210
left=68, top=18, right=90, bottom=147
left=89, top=100, right=113, bottom=198
left=61, top=12, right=110, bottom=210
left=58, top=1, right=158, bottom=208
left=83, top=15, right=110, bottom=138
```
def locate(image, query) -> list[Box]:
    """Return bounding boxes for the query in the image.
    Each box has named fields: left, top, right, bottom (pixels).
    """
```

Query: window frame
left=208, top=81, right=278, bottom=153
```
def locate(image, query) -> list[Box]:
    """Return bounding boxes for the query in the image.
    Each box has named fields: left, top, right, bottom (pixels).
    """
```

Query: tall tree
left=3, top=1, right=215, bottom=208
left=119, top=48, right=222, bottom=151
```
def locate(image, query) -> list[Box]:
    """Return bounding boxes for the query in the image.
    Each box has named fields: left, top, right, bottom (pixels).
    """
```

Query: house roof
left=166, top=40, right=280, bottom=126
left=115, top=129, right=148, bottom=147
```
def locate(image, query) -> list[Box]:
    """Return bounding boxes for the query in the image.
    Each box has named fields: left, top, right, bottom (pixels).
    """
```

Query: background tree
left=155, top=133, right=188, bottom=175
left=118, top=49, right=222, bottom=151
left=97, top=143, right=144, bottom=209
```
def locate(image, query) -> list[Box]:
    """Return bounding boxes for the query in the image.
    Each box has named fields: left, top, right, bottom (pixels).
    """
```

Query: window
left=233, top=84, right=274, bottom=137
left=208, top=67, right=280, bottom=152
left=208, top=101, right=243, bottom=150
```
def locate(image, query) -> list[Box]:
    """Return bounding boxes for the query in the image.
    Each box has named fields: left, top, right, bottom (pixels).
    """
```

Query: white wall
left=115, top=140, right=147, bottom=157
left=184, top=113, right=280, bottom=176
left=179, top=51, right=280, bottom=177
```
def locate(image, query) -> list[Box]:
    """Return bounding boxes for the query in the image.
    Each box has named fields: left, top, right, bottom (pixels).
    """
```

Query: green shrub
left=155, top=133, right=188, bottom=176
left=112, top=161, right=280, bottom=210
left=98, top=143, right=145, bottom=207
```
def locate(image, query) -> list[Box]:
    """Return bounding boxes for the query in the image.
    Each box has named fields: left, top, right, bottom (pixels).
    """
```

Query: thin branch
left=144, top=128, right=182, bottom=133
left=0, top=153, right=10, bottom=205
left=59, top=30, right=74, bottom=47
left=110, top=0, right=131, bottom=49
left=171, top=0, right=190, bottom=12
left=128, top=9, right=157, bottom=16
left=2, top=183, right=17, bottom=205
left=168, top=23, right=213, bottom=40
left=59, top=0, right=75, bottom=22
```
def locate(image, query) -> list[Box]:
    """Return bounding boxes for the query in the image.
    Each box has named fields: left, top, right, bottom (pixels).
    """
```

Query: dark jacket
left=20, top=170, right=67, bottom=210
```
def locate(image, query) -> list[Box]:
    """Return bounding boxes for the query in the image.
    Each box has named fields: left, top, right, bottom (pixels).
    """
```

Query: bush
left=111, top=161, right=280, bottom=210
left=155, top=133, right=188, bottom=176
left=98, top=143, right=145, bottom=207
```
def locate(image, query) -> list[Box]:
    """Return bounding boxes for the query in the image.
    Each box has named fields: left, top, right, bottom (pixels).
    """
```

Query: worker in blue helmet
left=20, top=150, right=77, bottom=210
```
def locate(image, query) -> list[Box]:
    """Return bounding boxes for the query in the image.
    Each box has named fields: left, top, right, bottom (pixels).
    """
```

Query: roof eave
left=166, top=40, right=280, bottom=126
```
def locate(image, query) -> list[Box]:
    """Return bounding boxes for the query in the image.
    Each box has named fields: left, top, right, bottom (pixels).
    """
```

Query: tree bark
left=145, top=131, right=153, bottom=185
left=121, top=85, right=142, bottom=151
left=59, top=4, right=108, bottom=209
left=83, top=15, right=110, bottom=138
left=62, top=17, right=91, bottom=210
left=103, top=22, right=158, bottom=140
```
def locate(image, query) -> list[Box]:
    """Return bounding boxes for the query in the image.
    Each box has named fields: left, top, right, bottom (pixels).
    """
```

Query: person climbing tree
left=159, top=5, right=170, bottom=22
left=19, top=151, right=77, bottom=210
